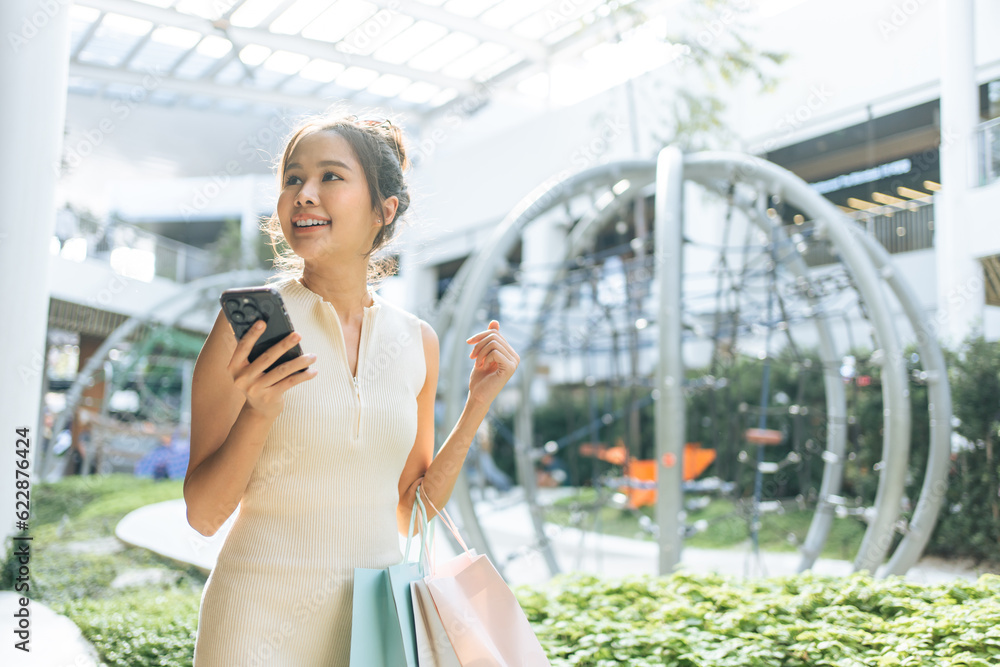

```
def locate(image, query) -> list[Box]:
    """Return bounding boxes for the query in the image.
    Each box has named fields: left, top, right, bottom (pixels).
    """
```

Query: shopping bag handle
left=404, top=485, right=433, bottom=568
left=418, top=488, right=470, bottom=555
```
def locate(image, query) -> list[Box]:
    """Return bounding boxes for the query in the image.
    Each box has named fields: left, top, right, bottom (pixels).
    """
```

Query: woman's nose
left=295, top=180, right=318, bottom=206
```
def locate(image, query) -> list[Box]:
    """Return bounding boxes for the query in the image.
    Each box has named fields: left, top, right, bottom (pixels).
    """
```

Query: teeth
left=295, top=219, right=330, bottom=227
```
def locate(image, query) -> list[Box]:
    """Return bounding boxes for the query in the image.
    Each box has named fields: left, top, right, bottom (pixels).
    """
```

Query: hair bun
left=384, top=124, right=409, bottom=172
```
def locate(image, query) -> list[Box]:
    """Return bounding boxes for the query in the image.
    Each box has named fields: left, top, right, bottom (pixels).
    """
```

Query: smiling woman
left=184, top=105, right=522, bottom=667
left=264, top=109, right=412, bottom=290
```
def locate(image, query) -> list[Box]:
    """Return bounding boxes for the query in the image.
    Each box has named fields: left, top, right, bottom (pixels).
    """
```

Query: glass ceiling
left=68, top=0, right=670, bottom=118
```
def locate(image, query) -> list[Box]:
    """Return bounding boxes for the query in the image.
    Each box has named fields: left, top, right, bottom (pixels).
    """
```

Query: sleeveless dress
left=192, top=276, right=427, bottom=667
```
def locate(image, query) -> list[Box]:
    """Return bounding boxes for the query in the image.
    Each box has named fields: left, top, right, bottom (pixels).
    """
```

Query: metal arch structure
left=434, top=146, right=952, bottom=580
left=38, top=269, right=271, bottom=482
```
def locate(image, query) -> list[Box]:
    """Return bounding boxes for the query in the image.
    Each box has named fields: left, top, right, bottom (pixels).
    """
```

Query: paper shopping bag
left=349, top=487, right=431, bottom=667
left=420, top=495, right=550, bottom=666
left=411, top=577, right=462, bottom=667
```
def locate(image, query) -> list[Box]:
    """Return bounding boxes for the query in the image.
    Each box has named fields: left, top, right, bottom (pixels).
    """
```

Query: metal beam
left=69, top=62, right=332, bottom=110
left=369, top=0, right=547, bottom=62
left=76, top=0, right=476, bottom=94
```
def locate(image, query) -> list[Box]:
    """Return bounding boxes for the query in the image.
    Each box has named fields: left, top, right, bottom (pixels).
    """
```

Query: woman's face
left=276, top=130, right=381, bottom=264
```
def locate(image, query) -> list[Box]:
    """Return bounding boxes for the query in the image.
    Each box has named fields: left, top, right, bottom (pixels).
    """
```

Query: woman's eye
left=284, top=172, right=339, bottom=186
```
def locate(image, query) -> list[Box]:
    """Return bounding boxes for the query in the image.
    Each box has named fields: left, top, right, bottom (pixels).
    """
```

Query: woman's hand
left=228, top=321, right=318, bottom=419
left=466, top=320, right=519, bottom=405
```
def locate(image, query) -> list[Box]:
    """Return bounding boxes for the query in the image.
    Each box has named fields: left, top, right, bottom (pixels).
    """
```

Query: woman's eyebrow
left=285, top=159, right=352, bottom=171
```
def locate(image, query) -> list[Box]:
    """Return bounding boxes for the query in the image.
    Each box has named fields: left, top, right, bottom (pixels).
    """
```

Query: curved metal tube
left=845, top=224, right=953, bottom=576
left=433, top=161, right=657, bottom=570
left=684, top=153, right=911, bottom=574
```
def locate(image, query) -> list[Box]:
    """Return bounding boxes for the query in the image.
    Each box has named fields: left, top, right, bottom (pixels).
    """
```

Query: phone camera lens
left=242, top=304, right=260, bottom=320
left=231, top=310, right=245, bottom=323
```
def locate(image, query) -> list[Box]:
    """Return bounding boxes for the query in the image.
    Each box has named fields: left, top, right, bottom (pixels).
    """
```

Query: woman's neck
left=298, top=269, right=373, bottom=319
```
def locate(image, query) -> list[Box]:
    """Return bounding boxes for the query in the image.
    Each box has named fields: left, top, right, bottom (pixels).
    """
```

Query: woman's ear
left=381, top=196, right=399, bottom=225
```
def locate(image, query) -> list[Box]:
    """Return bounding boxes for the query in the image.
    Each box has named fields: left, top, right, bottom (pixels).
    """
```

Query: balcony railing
left=978, top=116, right=1000, bottom=187
left=55, top=218, right=215, bottom=283
left=797, top=196, right=935, bottom=267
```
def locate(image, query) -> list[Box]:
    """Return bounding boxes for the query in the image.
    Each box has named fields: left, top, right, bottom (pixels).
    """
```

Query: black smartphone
left=220, top=286, right=305, bottom=374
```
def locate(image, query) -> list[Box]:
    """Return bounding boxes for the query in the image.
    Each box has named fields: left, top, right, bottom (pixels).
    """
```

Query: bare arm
left=184, top=309, right=317, bottom=536
left=397, top=319, right=518, bottom=532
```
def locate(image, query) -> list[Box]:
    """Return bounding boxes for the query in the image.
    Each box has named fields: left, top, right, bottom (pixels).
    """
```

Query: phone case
left=220, top=286, right=304, bottom=374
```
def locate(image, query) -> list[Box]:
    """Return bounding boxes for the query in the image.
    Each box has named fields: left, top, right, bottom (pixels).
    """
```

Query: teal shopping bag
left=349, top=486, right=433, bottom=667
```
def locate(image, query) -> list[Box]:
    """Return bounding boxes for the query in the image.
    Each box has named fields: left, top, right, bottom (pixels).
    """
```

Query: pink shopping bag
left=420, top=494, right=550, bottom=667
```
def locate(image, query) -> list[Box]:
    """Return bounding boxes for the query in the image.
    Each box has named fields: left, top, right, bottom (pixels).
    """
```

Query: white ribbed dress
left=193, top=276, right=426, bottom=667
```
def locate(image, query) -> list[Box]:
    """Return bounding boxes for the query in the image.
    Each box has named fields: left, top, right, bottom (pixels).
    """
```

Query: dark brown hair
left=263, top=105, right=412, bottom=288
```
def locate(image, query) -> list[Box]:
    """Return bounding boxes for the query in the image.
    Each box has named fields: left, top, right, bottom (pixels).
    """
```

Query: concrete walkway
left=114, top=491, right=1000, bottom=587
left=0, top=592, right=103, bottom=667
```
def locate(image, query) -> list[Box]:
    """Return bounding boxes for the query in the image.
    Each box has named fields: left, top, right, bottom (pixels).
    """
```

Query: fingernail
left=255, top=321, right=264, bottom=329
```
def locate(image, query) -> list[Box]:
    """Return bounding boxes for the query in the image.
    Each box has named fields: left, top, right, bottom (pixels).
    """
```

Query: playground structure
left=433, top=146, right=952, bottom=580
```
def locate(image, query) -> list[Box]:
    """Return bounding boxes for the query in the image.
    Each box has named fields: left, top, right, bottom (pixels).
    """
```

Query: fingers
left=465, top=320, right=500, bottom=344
left=261, top=351, right=318, bottom=388
left=246, top=331, right=302, bottom=376
left=470, top=339, right=515, bottom=369
left=234, top=319, right=267, bottom=361
left=269, top=356, right=320, bottom=393
left=468, top=330, right=518, bottom=365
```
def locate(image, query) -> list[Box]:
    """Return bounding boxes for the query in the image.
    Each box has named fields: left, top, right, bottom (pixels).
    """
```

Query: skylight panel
left=407, top=32, right=479, bottom=71
left=269, top=0, right=332, bottom=35
left=399, top=81, right=441, bottom=104
left=440, top=42, right=509, bottom=79
left=372, top=21, right=449, bottom=65
left=428, top=88, right=458, bottom=107
left=476, top=51, right=523, bottom=80
left=98, top=12, right=153, bottom=37
left=174, top=0, right=225, bottom=20
left=230, top=0, right=279, bottom=27
left=415, top=0, right=447, bottom=5
left=299, top=59, right=346, bottom=82
left=510, top=9, right=568, bottom=40
left=262, top=50, right=310, bottom=74
left=478, top=0, right=539, bottom=29
left=337, top=12, right=414, bottom=57
left=133, top=0, right=175, bottom=7
left=149, top=26, right=201, bottom=49
left=238, top=44, right=272, bottom=66
left=336, top=66, right=380, bottom=90
left=214, top=59, right=248, bottom=85
left=196, top=35, right=232, bottom=58
left=302, top=1, right=378, bottom=42
left=70, top=5, right=100, bottom=23
left=367, top=74, right=411, bottom=98
left=127, top=27, right=200, bottom=71
left=441, top=0, right=503, bottom=18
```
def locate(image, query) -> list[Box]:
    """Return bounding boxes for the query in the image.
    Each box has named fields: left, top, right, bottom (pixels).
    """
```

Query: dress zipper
left=352, top=306, right=373, bottom=441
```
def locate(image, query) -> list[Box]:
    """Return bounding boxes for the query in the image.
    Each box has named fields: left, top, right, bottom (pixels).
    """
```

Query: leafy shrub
left=514, top=570, right=1000, bottom=666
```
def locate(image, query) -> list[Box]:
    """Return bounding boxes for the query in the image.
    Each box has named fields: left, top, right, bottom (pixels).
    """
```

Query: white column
left=240, top=175, right=260, bottom=270
left=935, top=0, right=982, bottom=344
left=0, top=0, right=71, bottom=542
left=399, top=252, right=438, bottom=320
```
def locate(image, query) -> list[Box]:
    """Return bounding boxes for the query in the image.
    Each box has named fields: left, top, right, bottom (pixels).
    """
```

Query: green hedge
left=514, top=570, right=1000, bottom=666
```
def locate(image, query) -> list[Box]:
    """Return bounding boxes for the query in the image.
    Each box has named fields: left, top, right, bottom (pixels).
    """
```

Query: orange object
left=745, top=428, right=783, bottom=445
left=577, top=439, right=718, bottom=509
